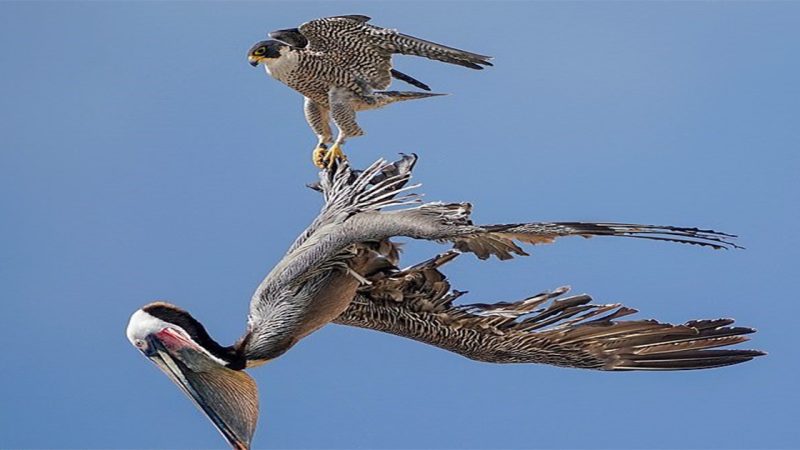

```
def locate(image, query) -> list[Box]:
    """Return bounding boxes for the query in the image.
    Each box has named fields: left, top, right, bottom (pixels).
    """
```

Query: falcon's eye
left=255, top=47, right=266, bottom=56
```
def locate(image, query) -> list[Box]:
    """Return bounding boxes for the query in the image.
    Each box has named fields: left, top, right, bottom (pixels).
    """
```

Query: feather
left=335, top=244, right=764, bottom=370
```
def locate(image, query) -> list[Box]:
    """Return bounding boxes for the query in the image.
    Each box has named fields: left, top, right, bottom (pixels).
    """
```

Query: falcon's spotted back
left=247, top=15, right=492, bottom=168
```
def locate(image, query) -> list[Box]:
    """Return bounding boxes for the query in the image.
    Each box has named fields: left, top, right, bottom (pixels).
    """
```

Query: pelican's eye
left=135, top=339, right=147, bottom=350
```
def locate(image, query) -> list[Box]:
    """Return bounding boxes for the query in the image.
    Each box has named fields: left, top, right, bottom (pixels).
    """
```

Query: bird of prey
left=247, top=15, right=492, bottom=168
left=127, top=156, right=762, bottom=449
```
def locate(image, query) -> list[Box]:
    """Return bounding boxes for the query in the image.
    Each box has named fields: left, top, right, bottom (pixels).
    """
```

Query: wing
left=242, top=157, right=423, bottom=361
left=269, top=28, right=308, bottom=48
left=268, top=27, right=431, bottom=90
left=243, top=156, right=744, bottom=364
left=287, top=154, right=419, bottom=255
left=451, top=222, right=741, bottom=260
left=335, top=247, right=764, bottom=370
left=295, top=15, right=491, bottom=88
left=389, top=69, right=431, bottom=91
left=270, top=15, right=369, bottom=51
left=298, top=15, right=493, bottom=68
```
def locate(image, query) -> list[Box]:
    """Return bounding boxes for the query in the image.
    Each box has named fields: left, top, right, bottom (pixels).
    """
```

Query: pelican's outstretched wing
left=336, top=247, right=763, bottom=370
left=244, top=156, right=747, bottom=365
left=450, top=221, right=740, bottom=260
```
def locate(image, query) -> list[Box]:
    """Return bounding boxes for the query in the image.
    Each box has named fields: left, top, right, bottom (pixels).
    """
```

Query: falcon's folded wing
left=298, top=16, right=493, bottom=70
left=269, top=25, right=432, bottom=91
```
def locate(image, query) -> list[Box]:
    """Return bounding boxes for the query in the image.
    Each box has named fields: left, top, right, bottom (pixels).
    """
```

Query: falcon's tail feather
left=374, top=90, right=446, bottom=107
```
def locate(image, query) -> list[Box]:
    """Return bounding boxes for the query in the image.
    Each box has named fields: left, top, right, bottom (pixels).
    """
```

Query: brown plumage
left=336, top=242, right=763, bottom=370
left=127, top=155, right=762, bottom=450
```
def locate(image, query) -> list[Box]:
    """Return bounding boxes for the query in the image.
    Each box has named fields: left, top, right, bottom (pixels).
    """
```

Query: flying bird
left=127, top=156, right=762, bottom=449
left=247, top=15, right=492, bottom=168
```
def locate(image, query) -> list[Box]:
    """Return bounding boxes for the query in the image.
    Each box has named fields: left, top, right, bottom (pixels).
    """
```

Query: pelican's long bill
left=127, top=310, right=259, bottom=450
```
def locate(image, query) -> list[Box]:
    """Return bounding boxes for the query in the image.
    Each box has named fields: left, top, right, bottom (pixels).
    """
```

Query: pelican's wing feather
left=335, top=248, right=763, bottom=370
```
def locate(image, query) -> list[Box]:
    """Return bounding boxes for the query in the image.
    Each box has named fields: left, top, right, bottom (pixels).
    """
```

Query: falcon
left=126, top=156, right=762, bottom=449
left=247, top=15, right=492, bottom=168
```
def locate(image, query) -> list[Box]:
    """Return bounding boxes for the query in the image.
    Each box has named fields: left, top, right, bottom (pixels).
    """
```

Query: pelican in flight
left=127, top=156, right=762, bottom=449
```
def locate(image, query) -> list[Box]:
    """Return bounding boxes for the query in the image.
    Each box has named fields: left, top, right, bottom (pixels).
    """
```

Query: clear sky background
left=2, top=2, right=798, bottom=449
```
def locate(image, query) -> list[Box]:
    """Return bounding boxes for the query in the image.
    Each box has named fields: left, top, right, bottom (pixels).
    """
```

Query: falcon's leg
left=304, top=98, right=334, bottom=168
left=317, top=87, right=365, bottom=169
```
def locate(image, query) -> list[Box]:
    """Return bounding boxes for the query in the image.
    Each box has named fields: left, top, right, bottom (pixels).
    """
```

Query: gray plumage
left=248, top=15, right=492, bottom=167
left=242, top=157, right=472, bottom=361
left=241, top=155, right=760, bottom=369
left=128, top=155, right=762, bottom=449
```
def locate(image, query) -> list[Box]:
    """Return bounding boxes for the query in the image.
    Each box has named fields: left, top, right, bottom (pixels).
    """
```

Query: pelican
left=126, top=155, right=763, bottom=449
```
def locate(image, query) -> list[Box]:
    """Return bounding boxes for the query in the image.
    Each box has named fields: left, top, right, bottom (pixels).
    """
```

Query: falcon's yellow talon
left=311, top=144, right=346, bottom=170
left=323, top=145, right=346, bottom=169
left=312, top=146, right=328, bottom=169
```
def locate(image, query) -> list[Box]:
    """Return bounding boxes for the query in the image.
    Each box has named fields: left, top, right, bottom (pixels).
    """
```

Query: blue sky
left=2, top=2, right=798, bottom=449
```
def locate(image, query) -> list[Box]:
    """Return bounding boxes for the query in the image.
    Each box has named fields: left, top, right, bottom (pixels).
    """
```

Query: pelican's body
left=127, top=156, right=763, bottom=449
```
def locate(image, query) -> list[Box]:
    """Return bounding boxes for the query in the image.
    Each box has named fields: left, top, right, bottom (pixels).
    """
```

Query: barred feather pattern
left=335, top=246, right=764, bottom=370
left=296, top=15, right=491, bottom=91
left=261, top=15, right=492, bottom=150
left=269, top=27, right=433, bottom=90
left=265, top=15, right=491, bottom=107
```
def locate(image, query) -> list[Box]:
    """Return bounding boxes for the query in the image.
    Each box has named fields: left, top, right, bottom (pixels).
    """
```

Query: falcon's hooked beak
left=248, top=55, right=262, bottom=67
left=138, top=330, right=259, bottom=450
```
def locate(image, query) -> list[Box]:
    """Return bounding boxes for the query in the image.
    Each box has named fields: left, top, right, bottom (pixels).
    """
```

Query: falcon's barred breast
left=247, top=15, right=492, bottom=168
